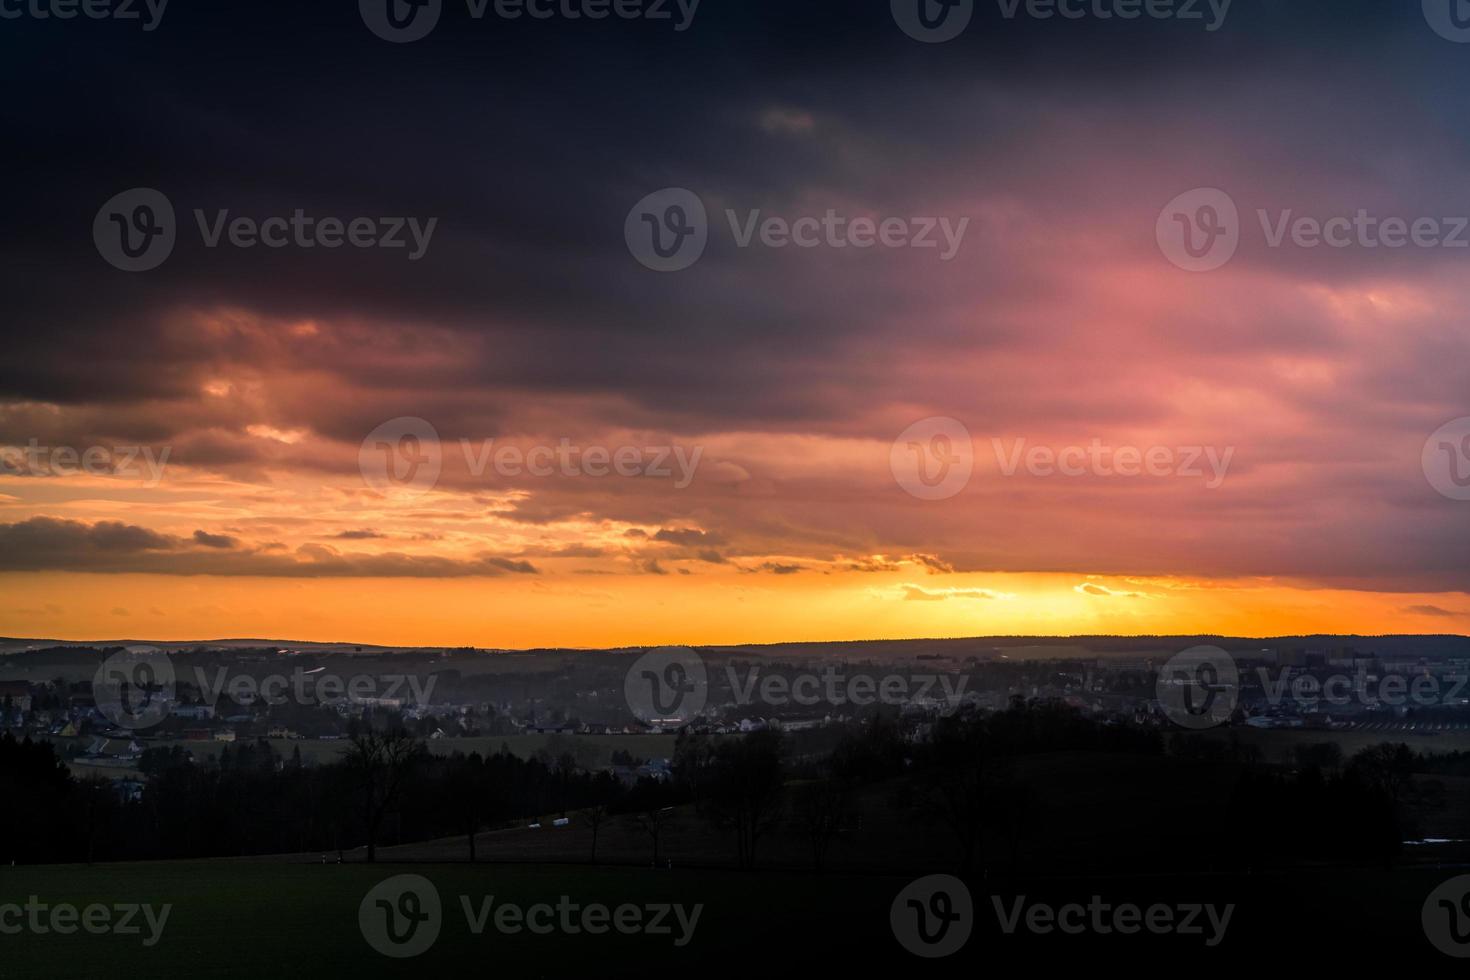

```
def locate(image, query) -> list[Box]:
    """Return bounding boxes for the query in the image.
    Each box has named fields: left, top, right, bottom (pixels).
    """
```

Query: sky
left=3, top=1, right=1470, bottom=646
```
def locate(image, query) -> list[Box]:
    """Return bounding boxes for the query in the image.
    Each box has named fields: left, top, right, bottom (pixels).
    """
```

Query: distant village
left=3, top=641, right=1470, bottom=801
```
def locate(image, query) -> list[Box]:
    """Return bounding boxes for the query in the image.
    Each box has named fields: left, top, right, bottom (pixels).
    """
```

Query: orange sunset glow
left=2, top=291, right=1467, bottom=645
left=7, top=4, right=1470, bottom=647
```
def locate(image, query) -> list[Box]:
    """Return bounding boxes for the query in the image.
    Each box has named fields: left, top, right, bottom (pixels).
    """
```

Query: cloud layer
left=1, top=2, right=1468, bottom=641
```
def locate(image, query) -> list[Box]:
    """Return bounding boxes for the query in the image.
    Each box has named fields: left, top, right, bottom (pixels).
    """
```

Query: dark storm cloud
left=192, top=529, right=238, bottom=549
left=3, top=517, right=173, bottom=555
left=4, top=1, right=1470, bottom=595
left=1404, top=604, right=1465, bottom=618
left=0, top=0, right=1442, bottom=422
left=652, top=527, right=718, bottom=546
left=0, top=517, right=540, bottom=576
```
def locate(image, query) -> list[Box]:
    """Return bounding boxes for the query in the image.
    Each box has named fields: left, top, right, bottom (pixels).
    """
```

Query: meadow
left=0, top=858, right=1455, bottom=976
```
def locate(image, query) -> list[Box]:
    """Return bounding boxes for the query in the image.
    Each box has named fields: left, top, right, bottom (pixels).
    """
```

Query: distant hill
left=3, top=633, right=1469, bottom=659
left=0, top=637, right=433, bottom=656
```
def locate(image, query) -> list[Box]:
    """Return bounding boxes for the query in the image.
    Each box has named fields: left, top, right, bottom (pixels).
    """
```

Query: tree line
left=0, top=700, right=1428, bottom=873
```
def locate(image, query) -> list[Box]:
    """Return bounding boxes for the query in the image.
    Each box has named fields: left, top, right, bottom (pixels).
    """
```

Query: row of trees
left=0, top=700, right=1431, bottom=872
left=0, top=730, right=677, bottom=865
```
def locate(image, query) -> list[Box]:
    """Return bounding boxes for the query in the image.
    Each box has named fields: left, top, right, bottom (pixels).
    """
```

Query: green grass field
left=0, top=858, right=1458, bottom=976
left=0, top=860, right=910, bottom=978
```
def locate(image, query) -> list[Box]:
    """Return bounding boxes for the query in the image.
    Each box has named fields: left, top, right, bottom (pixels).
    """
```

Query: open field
left=0, top=858, right=1458, bottom=976
left=0, top=861, right=902, bottom=978
left=245, top=750, right=1470, bottom=873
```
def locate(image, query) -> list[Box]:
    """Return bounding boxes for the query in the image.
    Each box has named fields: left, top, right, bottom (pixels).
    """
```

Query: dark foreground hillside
left=0, top=860, right=1457, bottom=977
